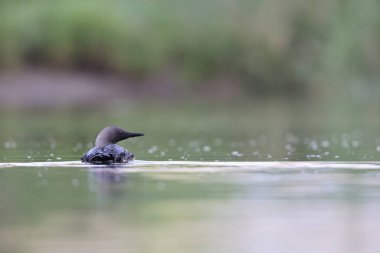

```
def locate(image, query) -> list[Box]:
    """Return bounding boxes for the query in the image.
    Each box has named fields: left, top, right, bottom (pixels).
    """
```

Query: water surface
left=1, top=103, right=380, bottom=253
left=1, top=160, right=380, bottom=253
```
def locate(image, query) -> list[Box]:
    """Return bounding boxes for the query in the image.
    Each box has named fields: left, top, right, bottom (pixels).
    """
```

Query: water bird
left=81, top=126, right=144, bottom=164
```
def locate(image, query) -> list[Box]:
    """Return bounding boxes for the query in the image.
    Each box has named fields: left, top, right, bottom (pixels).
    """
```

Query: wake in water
left=0, top=160, right=379, bottom=172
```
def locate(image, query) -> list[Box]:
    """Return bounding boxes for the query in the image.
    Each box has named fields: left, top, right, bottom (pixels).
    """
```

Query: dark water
left=1, top=103, right=380, bottom=253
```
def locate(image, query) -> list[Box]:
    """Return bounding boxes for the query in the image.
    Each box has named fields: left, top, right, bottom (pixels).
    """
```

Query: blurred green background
left=1, top=0, right=379, bottom=99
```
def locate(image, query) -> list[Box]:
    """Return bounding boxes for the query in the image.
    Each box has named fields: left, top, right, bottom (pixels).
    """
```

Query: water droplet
left=286, top=133, right=299, bottom=144
left=285, top=144, right=292, bottom=151
left=4, top=140, right=17, bottom=149
left=148, top=146, right=158, bottom=154
left=50, top=142, right=56, bottom=150
left=341, top=139, right=349, bottom=149
left=310, top=140, right=318, bottom=150
left=203, top=146, right=211, bottom=152
left=352, top=140, right=360, bottom=147
left=307, top=154, right=321, bottom=159
left=71, top=178, right=80, bottom=187
left=321, top=140, right=330, bottom=148
left=231, top=151, right=243, bottom=157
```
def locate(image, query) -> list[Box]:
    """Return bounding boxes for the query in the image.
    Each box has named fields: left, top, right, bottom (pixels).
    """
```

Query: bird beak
left=127, top=132, right=144, bottom=138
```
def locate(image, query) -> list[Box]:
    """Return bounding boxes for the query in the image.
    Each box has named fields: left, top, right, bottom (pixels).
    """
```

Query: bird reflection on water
left=87, top=166, right=129, bottom=205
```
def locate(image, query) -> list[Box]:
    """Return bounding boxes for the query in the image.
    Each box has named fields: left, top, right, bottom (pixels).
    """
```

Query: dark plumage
left=81, top=126, right=144, bottom=164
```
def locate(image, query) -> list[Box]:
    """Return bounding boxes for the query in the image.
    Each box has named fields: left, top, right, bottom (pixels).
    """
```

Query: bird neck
left=95, top=136, right=114, bottom=147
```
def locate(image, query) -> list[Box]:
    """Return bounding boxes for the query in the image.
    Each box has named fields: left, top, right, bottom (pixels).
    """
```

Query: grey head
left=95, top=126, right=144, bottom=147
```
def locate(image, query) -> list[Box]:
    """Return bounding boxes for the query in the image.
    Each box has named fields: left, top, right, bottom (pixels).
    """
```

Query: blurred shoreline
left=0, top=68, right=262, bottom=108
left=1, top=0, right=379, bottom=107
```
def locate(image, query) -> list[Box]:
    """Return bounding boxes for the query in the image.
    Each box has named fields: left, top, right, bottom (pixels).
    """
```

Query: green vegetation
left=0, top=0, right=379, bottom=97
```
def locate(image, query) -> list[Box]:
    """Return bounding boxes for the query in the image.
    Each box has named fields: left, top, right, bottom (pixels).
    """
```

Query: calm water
left=1, top=161, right=380, bottom=253
left=1, top=103, right=380, bottom=253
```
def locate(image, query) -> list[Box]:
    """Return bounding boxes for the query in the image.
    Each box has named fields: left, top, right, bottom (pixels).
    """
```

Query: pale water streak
left=0, top=160, right=380, bottom=171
